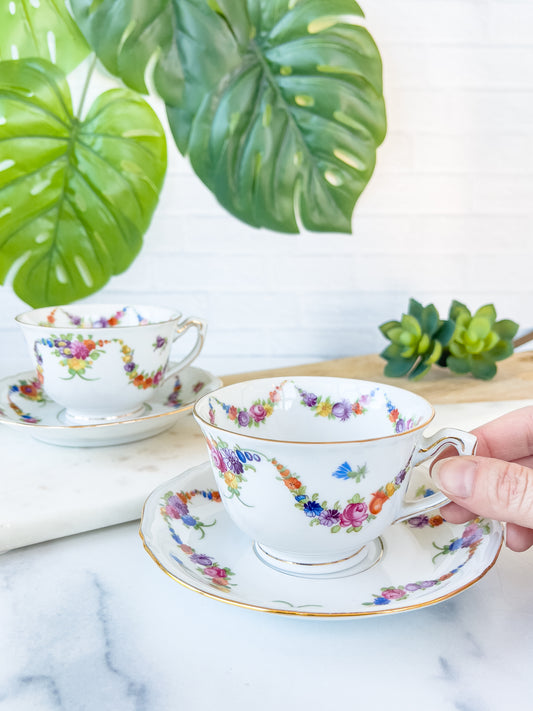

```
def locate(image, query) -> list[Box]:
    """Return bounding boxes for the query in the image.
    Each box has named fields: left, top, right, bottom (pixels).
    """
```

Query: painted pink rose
left=382, top=587, right=405, bottom=600
left=249, top=404, right=267, bottom=422
left=70, top=341, right=90, bottom=359
left=153, top=370, right=163, bottom=385
left=339, top=502, right=369, bottom=528
left=211, top=448, right=225, bottom=471
left=203, top=566, right=227, bottom=578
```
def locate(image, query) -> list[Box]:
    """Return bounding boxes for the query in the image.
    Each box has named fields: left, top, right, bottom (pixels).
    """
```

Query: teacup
left=16, top=303, right=207, bottom=422
left=193, top=376, right=477, bottom=577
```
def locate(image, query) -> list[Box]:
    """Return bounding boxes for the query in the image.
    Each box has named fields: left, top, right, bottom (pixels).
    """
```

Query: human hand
left=431, top=406, right=533, bottom=551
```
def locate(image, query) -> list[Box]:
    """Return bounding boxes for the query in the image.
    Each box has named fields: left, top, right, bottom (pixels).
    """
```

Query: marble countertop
left=2, top=519, right=532, bottom=710
left=2, top=359, right=533, bottom=709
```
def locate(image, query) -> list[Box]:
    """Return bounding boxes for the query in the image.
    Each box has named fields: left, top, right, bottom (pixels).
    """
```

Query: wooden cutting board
left=222, top=351, right=533, bottom=405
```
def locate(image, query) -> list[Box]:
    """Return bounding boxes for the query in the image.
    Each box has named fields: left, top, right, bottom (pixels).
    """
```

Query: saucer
left=0, top=365, right=222, bottom=447
left=140, top=462, right=504, bottom=618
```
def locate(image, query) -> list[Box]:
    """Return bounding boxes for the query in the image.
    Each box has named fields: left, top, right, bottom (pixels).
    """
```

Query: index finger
left=471, top=405, right=533, bottom=461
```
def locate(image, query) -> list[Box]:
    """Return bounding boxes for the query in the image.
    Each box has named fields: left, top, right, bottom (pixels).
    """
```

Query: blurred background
left=2, top=0, right=532, bottom=379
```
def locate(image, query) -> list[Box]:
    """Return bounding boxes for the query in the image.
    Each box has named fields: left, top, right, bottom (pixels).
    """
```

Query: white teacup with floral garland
left=193, top=376, right=477, bottom=577
left=16, top=304, right=207, bottom=423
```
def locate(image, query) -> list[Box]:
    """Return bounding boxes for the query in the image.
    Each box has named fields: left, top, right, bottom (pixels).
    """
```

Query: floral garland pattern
left=363, top=519, right=489, bottom=606
left=161, top=487, right=234, bottom=589
left=35, top=333, right=166, bottom=390
left=40, top=306, right=146, bottom=328
left=209, top=380, right=287, bottom=428
left=206, top=437, right=413, bottom=533
left=271, top=456, right=410, bottom=533
left=7, top=377, right=45, bottom=423
left=211, top=379, right=421, bottom=434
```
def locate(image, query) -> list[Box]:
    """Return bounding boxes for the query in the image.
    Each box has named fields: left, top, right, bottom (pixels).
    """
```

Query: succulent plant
left=379, top=299, right=455, bottom=380
left=443, top=301, right=519, bottom=380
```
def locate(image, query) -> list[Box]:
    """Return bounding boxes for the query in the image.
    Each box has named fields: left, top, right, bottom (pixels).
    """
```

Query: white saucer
left=140, top=462, right=504, bottom=618
left=0, top=365, right=222, bottom=447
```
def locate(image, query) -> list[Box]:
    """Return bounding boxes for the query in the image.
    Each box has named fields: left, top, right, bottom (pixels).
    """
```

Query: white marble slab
left=1, top=399, right=533, bottom=554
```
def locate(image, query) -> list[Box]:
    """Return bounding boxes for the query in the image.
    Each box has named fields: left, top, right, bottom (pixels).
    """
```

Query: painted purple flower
left=460, top=523, right=483, bottom=548
left=222, top=449, right=244, bottom=475
left=394, top=468, right=407, bottom=486
left=303, top=500, right=324, bottom=517
left=190, top=553, right=214, bottom=566
left=93, top=317, right=108, bottom=328
left=382, top=588, right=405, bottom=600
left=124, top=362, right=136, bottom=372
left=318, top=509, right=341, bottom=527
left=404, top=583, right=422, bottom=591
left=238, top=410, right=250, bottom=427
left=301, top=391, right=317, bottom=407
left=407, top=515, right=429, bottom=529
left=331, top=400, right=352, bottom=421
left=165, top=495, right=189, bottom=518
left=418, top=580, right=437, bottom=588
left=359, top=394, right=371, bottom=405
left=154, top=335, right=167, bottom=350
left=211, top=448, right=225, bottom=471
left=249, top=404, right=267, bottom=422
left=395, top=419, right=407, bottom=433
left=339, top=502, right=369, bottom=528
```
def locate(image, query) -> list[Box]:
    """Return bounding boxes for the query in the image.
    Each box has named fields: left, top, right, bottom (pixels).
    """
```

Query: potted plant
left=0, top=0, right=387, bottom=307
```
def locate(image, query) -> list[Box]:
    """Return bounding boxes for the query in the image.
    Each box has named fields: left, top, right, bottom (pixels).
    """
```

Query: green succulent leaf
left=0, top=58, right=167, bottom=307
left=474, top=304, right=497, bottom=326
left=166, top=0, right=387, bottom=233
left=70, top=0, right=183, bottom=106
left=449, top=300, right=470, bottom=322
left=445, top=356, right=472, bottom=375
left=434, top=318, right=455, bottom=347
left=493, top=319, right=519, bottom=341
left=384, top=356, right=417, bottom=378
left=0, top=0, right=90, bottom=73
left=409, top=360, right=432, bottom=381
left=469, top=355, right=498, bottom=381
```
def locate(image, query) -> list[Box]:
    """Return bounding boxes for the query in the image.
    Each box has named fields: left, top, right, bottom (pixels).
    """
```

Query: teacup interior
left=196, top=377, right=433, bottom=442
left=17, top=304, right=179, bottom=329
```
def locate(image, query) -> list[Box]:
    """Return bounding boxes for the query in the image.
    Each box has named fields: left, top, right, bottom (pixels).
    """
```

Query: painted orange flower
left=133, top=375, right=144, bottom=387
left=228, top=406, right=238, bottom=421
left=429, top=515, right=444, bottom=527
left=284, top=477, right=302, bottom=490
left=369, top=490, right=389, bottom=515
left=389, top=408, right=399, bottom=422
left=83, top=339, right=96, bottom=352
left=353, top=402, right=363, bottom=415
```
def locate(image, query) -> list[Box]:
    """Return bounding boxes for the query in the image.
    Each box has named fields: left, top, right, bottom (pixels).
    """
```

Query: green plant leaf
left=166, top=0, right=386, bottom=233
left=445, top=356, right=471, bottom=375
left=0, top=58, right=167, bottom=307
left=0, top=0, right=90, bottom=73
left=384, top=356, right=416, bottom=378
left=469, top=355, right=497, bottom=381
left=493, top=319, right=519, bottom=341
left=70, top=0, right=183, bottom=106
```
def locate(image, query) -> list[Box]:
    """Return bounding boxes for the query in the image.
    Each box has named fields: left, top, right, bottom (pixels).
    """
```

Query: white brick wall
left=1, top=0, right=533, bottom=379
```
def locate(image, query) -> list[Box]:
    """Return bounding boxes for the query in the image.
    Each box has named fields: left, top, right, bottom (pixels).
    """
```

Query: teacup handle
left=392, top=427, right=478, bottom=524
left=165, top=317, right=207, bottom=378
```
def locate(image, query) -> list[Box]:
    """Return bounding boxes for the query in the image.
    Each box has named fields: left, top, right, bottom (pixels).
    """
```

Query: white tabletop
left=1, top=520, right=532, bottom=710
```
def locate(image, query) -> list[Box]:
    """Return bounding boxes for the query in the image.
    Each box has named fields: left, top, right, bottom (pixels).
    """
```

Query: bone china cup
left=193, top=377, right=477, bottom=577
left=16, top=304, right=207, bottom=422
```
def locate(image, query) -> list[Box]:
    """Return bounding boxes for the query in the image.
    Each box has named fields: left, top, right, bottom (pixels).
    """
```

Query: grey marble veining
left=1, top=519, right=532, bottom=710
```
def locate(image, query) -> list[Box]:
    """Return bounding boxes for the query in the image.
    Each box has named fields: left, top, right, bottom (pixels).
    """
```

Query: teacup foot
left=253, top=538, right=384, bottom=579
left=60, top=404, right=147, bottom=426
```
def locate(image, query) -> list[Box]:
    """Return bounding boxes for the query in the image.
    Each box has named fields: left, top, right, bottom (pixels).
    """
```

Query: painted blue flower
left=332, top=461, right=354, bottom=480
left=303, top=501, right=324, bottom=517
left=449, top=538, right=463, bottom=552
left=295, top=495, right=307, bottom=502
left=169, top=528, right=183, bottom=545
left=373, top=596, right=391, bottom=605
left=181, top=515, right=197, bottom=527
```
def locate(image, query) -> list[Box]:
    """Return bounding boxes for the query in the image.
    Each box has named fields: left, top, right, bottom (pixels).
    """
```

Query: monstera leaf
left=167, top=0, right=387, bottom=233
left=70, top=0, right=183, bottom=106
left=70, top=0, right=386, bottom=234
left=0, top=0, right=90, bottom=73
left=0, top=59, right=167, bottom=307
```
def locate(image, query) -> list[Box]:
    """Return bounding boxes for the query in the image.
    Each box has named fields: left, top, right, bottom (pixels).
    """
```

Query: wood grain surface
left=222, top=351, right=533, bottom=404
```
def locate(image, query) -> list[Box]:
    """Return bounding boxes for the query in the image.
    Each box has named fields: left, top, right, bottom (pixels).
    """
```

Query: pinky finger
left=504, top=523, right=533, bottom=552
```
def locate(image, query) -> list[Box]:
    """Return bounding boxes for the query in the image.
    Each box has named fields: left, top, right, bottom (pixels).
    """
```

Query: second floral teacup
left=16, top=303, right=207, bottom=422
left=193, top=376, right=477, bottom=577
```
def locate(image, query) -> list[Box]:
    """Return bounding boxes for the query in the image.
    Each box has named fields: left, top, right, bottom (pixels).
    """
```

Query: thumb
left=432, top=456, right=533, bottom=528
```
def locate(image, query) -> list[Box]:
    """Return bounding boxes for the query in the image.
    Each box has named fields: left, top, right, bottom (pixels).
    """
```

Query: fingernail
left=432, top=458, right=477, bottom=498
